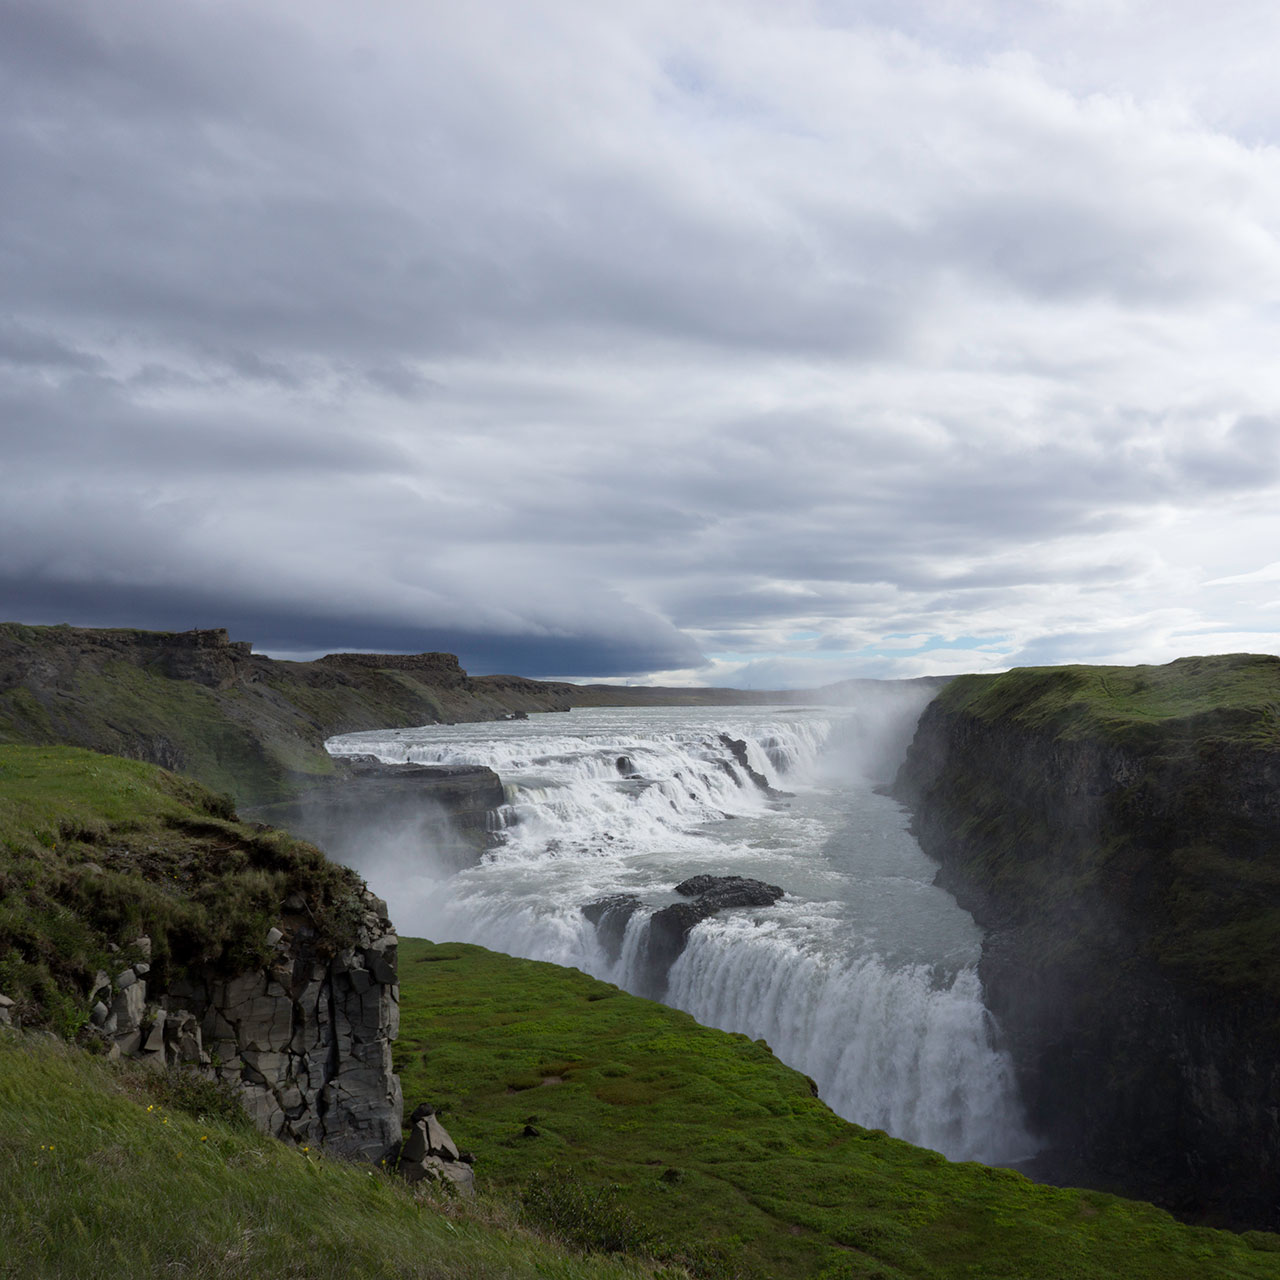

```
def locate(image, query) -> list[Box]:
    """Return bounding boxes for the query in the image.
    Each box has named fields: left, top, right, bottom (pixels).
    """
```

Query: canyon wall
left=895, top=655, right=1280, bottom=1227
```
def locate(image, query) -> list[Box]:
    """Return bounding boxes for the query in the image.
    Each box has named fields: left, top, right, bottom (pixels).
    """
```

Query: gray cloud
left=3, top=1, right=1280, bottom=682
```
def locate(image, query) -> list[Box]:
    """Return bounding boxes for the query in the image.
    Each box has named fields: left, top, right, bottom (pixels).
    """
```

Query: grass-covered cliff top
left=904, top=653, right=1280, bottom=1009
left=392, top=938, right=1280, bottom=1280
left=936, top=652, right=1280, bottom=749
left=0, top=744, right=365, bottom=1033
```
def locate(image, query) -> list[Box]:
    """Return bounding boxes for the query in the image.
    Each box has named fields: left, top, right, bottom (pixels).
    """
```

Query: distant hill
left=0, top=624, right=578, bottom=804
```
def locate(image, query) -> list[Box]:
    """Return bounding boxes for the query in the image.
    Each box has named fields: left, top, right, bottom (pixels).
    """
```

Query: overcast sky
left=4, top=1, right=1280, bottom=684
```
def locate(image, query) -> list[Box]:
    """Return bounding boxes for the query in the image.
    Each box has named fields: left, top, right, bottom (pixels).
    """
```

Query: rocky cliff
left=894, top=654, right=1280, bottom=1227
left=93, top=891, right=401, bottom=1159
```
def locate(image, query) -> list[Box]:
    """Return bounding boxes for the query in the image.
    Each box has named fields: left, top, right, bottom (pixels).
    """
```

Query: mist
left=806, top=680, right=944, bottom=788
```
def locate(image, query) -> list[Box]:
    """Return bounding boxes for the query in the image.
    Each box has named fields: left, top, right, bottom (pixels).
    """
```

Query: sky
left=4, top=0, right=1280, bottom=685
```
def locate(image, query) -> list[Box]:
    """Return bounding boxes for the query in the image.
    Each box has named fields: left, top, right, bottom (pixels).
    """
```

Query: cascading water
left=327, top=699, right=1036, bottom=1167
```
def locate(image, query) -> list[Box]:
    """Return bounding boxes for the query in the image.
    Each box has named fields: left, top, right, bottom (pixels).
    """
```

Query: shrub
left=521, top=1167, right=660, bottom=1256
left=140, top=1064, right=253, bottom=1130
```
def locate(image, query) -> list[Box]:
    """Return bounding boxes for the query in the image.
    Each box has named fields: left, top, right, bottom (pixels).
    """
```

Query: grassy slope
left=0, top=1033, right=669, bottom=1280
left=394, top=938, right=1280, bottom=1280
left=0, top=745, right=365, bottom=1029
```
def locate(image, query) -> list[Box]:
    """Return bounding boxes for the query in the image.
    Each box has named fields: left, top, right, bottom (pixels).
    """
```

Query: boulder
left=398, top=1106, right=473, bottom=1195
left=673, top=874, right=785, bottom=909
left=643, top=875, right=786, bottom=998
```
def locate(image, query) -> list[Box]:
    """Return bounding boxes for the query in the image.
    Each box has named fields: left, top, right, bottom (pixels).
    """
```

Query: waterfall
left=666, top=917, right=1030, bottom=1163
left=327, top=703, right=1036, bottom=1167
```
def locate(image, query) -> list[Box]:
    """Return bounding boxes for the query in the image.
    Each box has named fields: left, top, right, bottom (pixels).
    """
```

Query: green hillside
left=0, top=624, right=577, bottom=806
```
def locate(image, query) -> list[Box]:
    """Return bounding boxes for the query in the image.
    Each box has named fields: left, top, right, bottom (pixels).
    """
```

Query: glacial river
left=326, top=696, right=1035, bottom=1166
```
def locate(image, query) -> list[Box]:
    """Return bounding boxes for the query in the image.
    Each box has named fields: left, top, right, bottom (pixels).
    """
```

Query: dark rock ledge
left=717, top=735, right=794, bottom=799
left=583, top=874, right=785, bottom=1000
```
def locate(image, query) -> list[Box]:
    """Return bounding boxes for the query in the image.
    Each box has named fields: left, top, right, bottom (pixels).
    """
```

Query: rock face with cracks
left=99, top=891, right=403, bottom=1160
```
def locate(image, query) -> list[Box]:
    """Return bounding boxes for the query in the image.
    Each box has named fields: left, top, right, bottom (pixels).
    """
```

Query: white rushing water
left=327, top=693, right=1036, bottom=1166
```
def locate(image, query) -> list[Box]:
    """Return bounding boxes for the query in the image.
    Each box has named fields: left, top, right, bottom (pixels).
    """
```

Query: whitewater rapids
left=326, top=698, right=1036, bottom=1166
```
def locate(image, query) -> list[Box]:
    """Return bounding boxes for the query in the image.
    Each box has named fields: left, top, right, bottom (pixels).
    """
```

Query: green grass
left=0, top=745, right=365, bottom=1029
left=937, top=653, right=1280, bottom=749
left=0, top=1031, right=674, bottom=1280
left=393, top=938, right=1280, bottom=1280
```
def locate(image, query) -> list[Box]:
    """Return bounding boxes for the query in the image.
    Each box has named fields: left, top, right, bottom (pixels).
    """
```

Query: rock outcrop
left=94, top=891, right=403, bottom=1160
left=717, top=735, right=793, bottom=799
left=396, top=1103, right=476, bottom=1195
left=894, top=655, right=1280, bottom=1228
left=644, top=875, right=785, bottom=996
left=580, top=894, right=643, bottom=967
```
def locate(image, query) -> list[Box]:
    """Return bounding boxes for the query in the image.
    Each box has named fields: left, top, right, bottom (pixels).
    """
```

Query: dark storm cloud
left=4, top=0, right=1280, bottom=681
left=0, top=575, right=697, bottom=678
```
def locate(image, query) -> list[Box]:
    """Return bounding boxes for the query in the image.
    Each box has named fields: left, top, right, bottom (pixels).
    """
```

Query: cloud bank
left=4, top=0, right=1280, bottom=681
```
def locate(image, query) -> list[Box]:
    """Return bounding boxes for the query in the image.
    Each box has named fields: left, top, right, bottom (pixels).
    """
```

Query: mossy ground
left=394, top=938, right=1280, bottom=1280
left=937, top=653, right=1280, bottom=749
